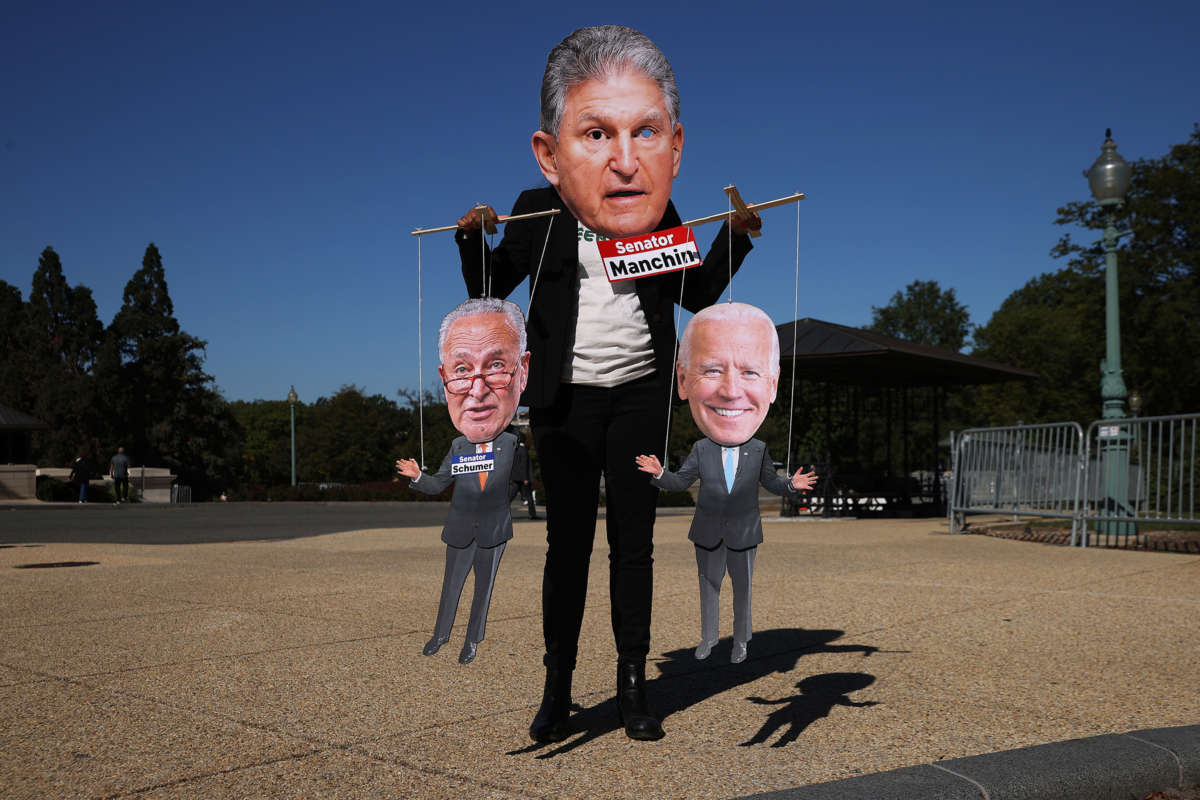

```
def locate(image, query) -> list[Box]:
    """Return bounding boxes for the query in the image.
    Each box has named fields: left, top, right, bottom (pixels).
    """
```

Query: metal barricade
left=170, top=484, right=192, bottom=504
left=1082, top=413, right=1199, bottom=546
left=948, top=422, right=1085, bottom=542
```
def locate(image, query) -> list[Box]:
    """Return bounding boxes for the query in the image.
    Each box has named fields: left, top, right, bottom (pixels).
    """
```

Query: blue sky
left=3, top=0, right=1197, bottom=404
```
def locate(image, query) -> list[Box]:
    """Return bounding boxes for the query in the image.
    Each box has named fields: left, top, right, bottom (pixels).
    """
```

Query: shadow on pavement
left=739, top=672, right=879, bottom=747
left=0, top=502, right=454, bottom=545
left=511, top=628, right=890, bottom=758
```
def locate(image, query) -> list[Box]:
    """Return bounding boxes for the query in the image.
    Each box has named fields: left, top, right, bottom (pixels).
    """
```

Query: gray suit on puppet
left=397, top=298, right=531, bottom=664
left=636, top=303, right=816, bottom=663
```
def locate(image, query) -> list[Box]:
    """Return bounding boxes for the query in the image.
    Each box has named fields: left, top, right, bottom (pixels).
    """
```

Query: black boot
left=616, top=660, right=664, bottom=741
left=529, top=666, right=572, bottom=742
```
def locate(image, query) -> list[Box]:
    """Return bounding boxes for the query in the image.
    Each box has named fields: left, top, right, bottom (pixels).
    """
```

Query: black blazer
left=457, top=186, right=753, bottom=409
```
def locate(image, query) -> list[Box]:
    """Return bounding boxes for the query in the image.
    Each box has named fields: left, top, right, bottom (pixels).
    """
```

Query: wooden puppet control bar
left=410, top=190, right=802, bottom=237
left=410, top=208, right=562, bottom=237
left=681, top=191, right=806, bottom=229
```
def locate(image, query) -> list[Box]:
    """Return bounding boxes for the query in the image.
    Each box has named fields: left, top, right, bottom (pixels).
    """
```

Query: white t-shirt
left=562, top=224, right=656, bottom=387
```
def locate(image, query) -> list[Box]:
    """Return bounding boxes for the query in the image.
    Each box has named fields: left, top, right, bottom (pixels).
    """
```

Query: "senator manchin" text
left=606, top=246, right=699, bottom=277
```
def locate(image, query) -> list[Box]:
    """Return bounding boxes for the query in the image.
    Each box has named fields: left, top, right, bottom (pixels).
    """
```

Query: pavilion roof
left=775, top=318, right=1040, bottom=387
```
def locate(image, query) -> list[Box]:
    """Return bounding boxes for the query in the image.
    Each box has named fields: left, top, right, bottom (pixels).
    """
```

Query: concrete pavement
left=1, top=503, right=1197, bottom=799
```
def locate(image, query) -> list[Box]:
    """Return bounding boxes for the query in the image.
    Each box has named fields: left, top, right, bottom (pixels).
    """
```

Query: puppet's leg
left=728, top=546, right=757, bottom=663
left=459, top=542, right=506, bottom=664
left=694, top=544, right=727, bottom=660
left=424, top=542, right=475, bottom=655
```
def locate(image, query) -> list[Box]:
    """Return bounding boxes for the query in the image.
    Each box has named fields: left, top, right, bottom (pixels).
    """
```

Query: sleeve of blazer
left=456, top=190, right=544, bottom=299
left=757, top=445, right=797, bottom=497
left=651, top=440, right=703, bottom=492
left=410, top=446, right=456, bottom=495
left=679, top=222, right=754, bottom=312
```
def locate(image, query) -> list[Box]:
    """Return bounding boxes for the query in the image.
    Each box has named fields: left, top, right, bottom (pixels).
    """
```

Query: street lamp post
left=287, top=385, right=299, bottom=487
left=1085, top=129, right=1133, bottom=536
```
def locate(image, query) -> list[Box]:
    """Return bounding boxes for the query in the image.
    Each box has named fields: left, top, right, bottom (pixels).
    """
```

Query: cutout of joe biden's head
left=677, top=303, right=779, bottom=447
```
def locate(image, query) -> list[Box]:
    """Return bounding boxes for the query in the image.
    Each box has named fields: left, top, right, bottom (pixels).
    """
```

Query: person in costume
left=396, top=298, right=529, bottom=664
left=635, top=303, right=817, bottom=664
left=453, top=25, right=762, bottom=742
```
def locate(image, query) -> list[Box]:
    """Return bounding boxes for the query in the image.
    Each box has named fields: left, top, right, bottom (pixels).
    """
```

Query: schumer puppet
left=396, top=298, right=530, bottom=664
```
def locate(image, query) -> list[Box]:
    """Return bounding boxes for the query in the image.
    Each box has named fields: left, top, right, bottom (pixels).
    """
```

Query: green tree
left=0, top=280, right=31, bottom=410
left=106, top=242, right=197, bottom=457
left=229, top=399, right=294, bottom=487
left=23, top=248, right=106, bottom=465
left=102, top=243, right=237, bottom=496
left=299, top=386, right=412, bottom=484
left=870, top=279, right=971, bottom=351
left=233, top=387, right=420, bottom=487
left=971, top=269, right=1103, bottom=425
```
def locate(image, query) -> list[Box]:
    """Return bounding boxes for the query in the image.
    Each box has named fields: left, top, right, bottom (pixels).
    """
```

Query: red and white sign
left=596, top=225, right=702, bottom=283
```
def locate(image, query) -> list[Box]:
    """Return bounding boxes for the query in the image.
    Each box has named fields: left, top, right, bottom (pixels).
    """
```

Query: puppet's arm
left=398, top=449, right=455, bottom=495
left=757, top=446, right=818, bottom=496
left=836, top=698, right=880, bottom=708
left=757, top=446, right=796, bottom=496
left=638, top=442, right=701, bottom=492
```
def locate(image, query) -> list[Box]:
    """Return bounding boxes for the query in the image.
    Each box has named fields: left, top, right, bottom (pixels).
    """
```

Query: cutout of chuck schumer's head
left=677, top=302, right=780, bottom=447
left=438, top=298, right=530, bottom=443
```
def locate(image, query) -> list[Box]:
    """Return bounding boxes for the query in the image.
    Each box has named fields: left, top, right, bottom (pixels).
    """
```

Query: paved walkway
left=1, top=504, right=1196, bottom=799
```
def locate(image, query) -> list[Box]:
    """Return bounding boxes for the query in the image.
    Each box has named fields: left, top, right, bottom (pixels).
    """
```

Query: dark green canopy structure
left=771, top=319, right=1038, bottom=516
left=776, top=318, right=1040, bottom=386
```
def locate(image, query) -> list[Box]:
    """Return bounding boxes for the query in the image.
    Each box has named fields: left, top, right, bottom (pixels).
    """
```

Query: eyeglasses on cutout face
left=442, top=366, right=518, bottom=396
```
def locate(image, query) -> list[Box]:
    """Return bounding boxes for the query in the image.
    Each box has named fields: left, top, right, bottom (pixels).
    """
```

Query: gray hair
left=438, top=298, right=527, bottom=363
left=678, top=303, right=780, bottom=376
left=540, top=25, right=680, bottom=138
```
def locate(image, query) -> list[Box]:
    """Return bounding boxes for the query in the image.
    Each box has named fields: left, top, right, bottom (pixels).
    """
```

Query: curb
left=737, top=724, right=1200, bottom=800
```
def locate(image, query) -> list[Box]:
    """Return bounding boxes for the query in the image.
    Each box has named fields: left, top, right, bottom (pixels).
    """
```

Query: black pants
left=113, top=476, right=129, bottom=502
left=531, top=372, right=668, bottom=670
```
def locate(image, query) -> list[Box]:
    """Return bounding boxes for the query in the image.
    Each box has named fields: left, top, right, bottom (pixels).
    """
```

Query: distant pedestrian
left=507, top=426, right=538, bottom=520
left=69, top=452, right=92, bottom=504
left=109, top=447, right=131, bottom=503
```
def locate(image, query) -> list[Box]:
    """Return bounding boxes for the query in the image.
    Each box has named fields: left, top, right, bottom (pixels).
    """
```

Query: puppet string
left=417, top=234, right=426, bottom=469
left=785, top=198, right=800, bottom=478
left=526, top=214, right=555, bottom=313
left=487, top=227, right=498, bottom=297
left=480, top=217, right=488, bottom=297
left=726, top=194, right=734, bottom=303
left=662, top=266, right=688, bottom=470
